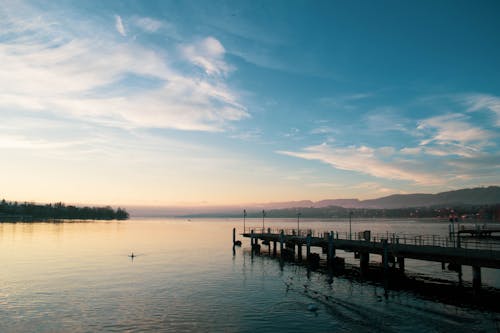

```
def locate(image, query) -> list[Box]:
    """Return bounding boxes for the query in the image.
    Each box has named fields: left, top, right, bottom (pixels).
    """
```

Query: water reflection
left=0, top=218, right=498, bottom=332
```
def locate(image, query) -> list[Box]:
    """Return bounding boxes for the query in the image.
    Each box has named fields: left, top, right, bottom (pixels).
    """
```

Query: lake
left=0, top=218, right=498, bottom=332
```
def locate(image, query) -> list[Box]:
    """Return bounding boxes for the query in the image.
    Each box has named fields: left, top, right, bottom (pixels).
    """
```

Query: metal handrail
left=242, top=227, right=500, bottom=251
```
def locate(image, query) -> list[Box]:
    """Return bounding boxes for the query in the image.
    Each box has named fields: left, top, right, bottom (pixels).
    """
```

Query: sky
left=1, top=0, right=499, bottom=207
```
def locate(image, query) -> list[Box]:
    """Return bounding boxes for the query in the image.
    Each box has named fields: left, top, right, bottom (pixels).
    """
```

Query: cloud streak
left=417, top=113, right=493, bottom=145
left=0, top=6, right=248, bottom=132
left=133, top=17, right=162, bottom=32
left=181, top=37, right=233, bottom=77
left=463, top=93, right=500, bottom=127
left=279, top=104, right=498, bottom=187
left=115, top=15, right=126, bottom=36
left=278, top=143, right=441, bottom=185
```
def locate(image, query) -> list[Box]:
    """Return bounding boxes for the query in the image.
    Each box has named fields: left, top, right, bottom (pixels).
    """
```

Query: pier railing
left=242, top=227, right=500, bottom=252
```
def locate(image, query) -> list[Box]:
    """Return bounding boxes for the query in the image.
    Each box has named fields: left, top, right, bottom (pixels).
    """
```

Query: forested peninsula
left=0, top=199, right=129, bottom=221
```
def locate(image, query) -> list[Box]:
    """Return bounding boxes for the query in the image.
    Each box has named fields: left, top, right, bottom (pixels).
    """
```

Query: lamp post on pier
left=297, top=212, right=301, bottom=236
left=262, top=210, right=266, bottom=232
left=349, top=211, right=353, bottom=240
left=243, top=209, right=247, bottom=233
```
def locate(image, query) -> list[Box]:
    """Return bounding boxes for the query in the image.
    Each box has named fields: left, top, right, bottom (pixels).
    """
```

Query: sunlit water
left=0, top=218, right=498, bottom=332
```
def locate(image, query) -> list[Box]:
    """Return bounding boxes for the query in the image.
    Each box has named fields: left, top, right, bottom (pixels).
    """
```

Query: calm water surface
left=0, top=218, right=498, bottom=332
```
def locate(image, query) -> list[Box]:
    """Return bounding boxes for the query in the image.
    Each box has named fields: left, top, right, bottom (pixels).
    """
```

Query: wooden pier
left=235, top=227, right=500, bottom=292
left=457, top=227, right=500, bottom=238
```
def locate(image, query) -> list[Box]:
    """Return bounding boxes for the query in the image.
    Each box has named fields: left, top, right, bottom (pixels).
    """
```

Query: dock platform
left=236, top=227, right=500, bottom=292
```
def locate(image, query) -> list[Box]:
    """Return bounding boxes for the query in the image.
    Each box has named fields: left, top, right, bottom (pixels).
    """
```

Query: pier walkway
left=456, top=227, right=500, bottom=238
left=236, top=227, right=500, bottom=291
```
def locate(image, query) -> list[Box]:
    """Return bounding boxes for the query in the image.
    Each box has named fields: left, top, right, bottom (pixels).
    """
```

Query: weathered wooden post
left=279, top=230, right=284, bottom=258
left=397, top=257, right=405, bottom=272
left=472, top=266, right=481, bottom=292
left=382, top=239, right=388, bottom=271
left=327, top=231, right=335, bottom=265
left=360, top=252, right=369, bottom=276
left=232, top=227, right=236, bottom=245
left=306, top=232, right=311, bottom=259
left=253, top=235, right=261, bottom=255
left=456, top=235, right=463, bottom=284
left=382, top=239, right=389, bottom=290
left=359, top=230, right=370, bottom=275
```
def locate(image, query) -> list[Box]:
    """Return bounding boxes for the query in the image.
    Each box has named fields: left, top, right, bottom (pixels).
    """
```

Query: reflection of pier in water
left=233, top=227, right=500, bottom=293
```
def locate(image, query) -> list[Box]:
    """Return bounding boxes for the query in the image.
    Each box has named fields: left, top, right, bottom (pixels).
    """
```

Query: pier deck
left=457, top=227, right=500, bottom=238
left=237, top=227, right=500, bottom=291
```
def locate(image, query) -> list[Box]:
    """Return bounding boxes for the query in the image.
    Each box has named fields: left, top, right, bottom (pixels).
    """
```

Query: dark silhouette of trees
left=0, top=199, right=129, bottom=221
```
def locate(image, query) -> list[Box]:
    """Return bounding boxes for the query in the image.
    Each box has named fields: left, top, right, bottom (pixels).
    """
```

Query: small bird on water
left=307, top=303, right=318, bottom=312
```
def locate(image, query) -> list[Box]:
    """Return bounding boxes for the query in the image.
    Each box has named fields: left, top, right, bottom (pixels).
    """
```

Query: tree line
left=0, top=199, right=129, bottom=221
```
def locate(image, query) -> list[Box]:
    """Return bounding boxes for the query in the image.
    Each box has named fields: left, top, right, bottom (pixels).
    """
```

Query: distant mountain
left=252, top=186, right=500, bottom=210
left=357, top=186, right=500, bottom=209
left=314, top=199, right=361, bottom=208
left=260, top=200, right=314, bottom=209
left=130, top=186, right=500, bottom=217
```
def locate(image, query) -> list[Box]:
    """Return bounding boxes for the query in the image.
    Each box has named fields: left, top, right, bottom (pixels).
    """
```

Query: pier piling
left=279, top=230, right=284, bottom=258
left=306, top=233, right=311, bottom=259
left=382, top=239, right=389, bottom=290
left=397, top=257, right=405, bottom=272
left=360, top=252, right=369, bottom=275
left=473, top=266, right=481, bottom=292
left=327, top=231, right=335, bottom=264
left=359, top=231, right=370, bottom=275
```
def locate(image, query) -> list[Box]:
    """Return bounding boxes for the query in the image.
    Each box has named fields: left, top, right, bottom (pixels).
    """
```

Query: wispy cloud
left=417, top=113, right=493, bottom=145
left=0, top=133, right=86, bottom=150
left=310, top=126, right=335, bottom=135
left=462, top=93, right=500, bottom=127
left=424, top=144, right=483, bottom=158
left=0, top=5, right=248, bottom=132
left=115, top=15, right=126, bottom=36
left=278, top=143, right=440, bottom=184
left=280, top=107, right=499, bottom=186
left=351, top=182, right=408, bottom=196
left=317, top=93, right=372, bottom=110
left=400, top=147, right=422, bottom=155
left=282, top=127, right=301, bottom=138
left=181, top=37, right=233, bottom=76
left=363, top=108, right=412, bottom=133
left=230, top=128, right=262, bottom=141
left=133, top=17, right=162, bottom=32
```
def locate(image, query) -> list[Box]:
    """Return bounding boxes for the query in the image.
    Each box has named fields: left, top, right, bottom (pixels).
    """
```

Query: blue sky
left=1, top=0, right=499, bottom=206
